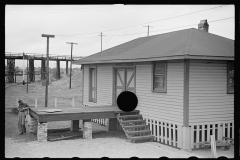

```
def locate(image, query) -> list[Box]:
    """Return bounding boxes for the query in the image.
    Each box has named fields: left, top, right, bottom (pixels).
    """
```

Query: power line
left=106, top=16, right=234, bottom=37
left=55, top=5, right=227, bottom=37
left=6, top=5, right=153, bottom=14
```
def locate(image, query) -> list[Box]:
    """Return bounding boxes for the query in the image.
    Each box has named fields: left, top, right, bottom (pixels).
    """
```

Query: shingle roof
left=73, top=28, right=234, bottom=65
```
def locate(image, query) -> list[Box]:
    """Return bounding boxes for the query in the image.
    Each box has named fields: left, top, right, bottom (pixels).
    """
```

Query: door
left=114, top=67, right=135, bottom=105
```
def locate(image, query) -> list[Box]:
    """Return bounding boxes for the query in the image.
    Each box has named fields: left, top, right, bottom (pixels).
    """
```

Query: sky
left=5, top=4, right=235, bottom=68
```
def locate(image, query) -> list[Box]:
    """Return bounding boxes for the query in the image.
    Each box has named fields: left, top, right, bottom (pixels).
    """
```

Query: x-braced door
left=114, top=68, right=135, bottom=105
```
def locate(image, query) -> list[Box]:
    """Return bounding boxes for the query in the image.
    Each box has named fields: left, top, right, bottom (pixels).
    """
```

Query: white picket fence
left=190, top=121, right=234, bottom=149
left=143, top=117, right=182, bottom=148
left=91, top=118, right=107, bottom=126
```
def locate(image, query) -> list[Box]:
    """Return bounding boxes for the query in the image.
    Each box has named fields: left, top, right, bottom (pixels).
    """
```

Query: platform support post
left=108, top=118, right=118, bottom=131
left=37, top=122, right=48, bottom=142
left=71, top=120, right=79, bottom=133
left=83, top=119, right=92, bottom=139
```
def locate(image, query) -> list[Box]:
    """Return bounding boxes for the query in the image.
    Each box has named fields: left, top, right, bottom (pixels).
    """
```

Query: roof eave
left=72, top=55, right=234, bottom=65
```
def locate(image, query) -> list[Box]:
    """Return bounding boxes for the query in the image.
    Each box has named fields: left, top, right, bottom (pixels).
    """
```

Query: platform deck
left=29, top=106, right=139, bottom=123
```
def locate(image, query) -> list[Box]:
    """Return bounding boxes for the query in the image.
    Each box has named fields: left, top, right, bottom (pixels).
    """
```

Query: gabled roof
left=73, top=28, right=234, bottom=65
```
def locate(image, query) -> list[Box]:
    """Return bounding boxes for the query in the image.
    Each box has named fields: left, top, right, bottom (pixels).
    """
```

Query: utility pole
left=98, top=32, right=105, bottom=51
left=22, top=52, right=25, bottom=85
left=143, top=25, right=153, bottom=36
left=27, top=55, right=28, bottom=93
left=42, top=34, right=55, bottom=108
left=66, top=42, right=78, bottom=89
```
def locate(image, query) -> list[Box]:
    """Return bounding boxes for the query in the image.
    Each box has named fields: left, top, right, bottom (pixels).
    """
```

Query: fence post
left=35, top=98, right=37, bottom=108
left=72, top=98, right=74, bottom=107
left=55, top=98, right=57, bottom=107
left=210, top=135, right=217, bottom=158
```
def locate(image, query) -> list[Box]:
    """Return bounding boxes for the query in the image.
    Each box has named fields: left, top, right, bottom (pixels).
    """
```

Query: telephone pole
left=42, top=34, right=55, bottom=107
left=22, top=52, right=25, bottom=85
left=66, top=42, right=78, bottom=89
left=143, top=25, right=153, bottom=36
left=98, top=32, right=105, bottom=51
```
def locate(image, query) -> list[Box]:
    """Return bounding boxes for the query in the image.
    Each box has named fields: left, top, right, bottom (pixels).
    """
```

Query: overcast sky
left=5, top=4, right=235, bottom=68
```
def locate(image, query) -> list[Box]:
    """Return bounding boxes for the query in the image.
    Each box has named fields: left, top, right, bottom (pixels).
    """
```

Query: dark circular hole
left=117, top=91, right=138, bottom=112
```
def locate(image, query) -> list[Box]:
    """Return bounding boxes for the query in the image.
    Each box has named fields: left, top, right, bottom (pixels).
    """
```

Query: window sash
left=89, top=68, right=97, bottom=102
left=153, top=62, right=167, bottom=92
left=227, top=61, right=234, bottom=94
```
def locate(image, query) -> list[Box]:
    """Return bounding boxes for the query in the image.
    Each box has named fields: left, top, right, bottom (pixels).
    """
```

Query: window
left=89, top=67, right=97, bottom=102
left=152, top=62, right=167, bottom=92
left=227, top=61, right=234, bottom=94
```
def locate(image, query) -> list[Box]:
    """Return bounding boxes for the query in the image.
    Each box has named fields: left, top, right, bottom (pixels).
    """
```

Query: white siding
left=83, top=65, right=113, bottom=106
left=136, top=61, right=184, bottom=125
left=189, top=60, right=234, bottom=125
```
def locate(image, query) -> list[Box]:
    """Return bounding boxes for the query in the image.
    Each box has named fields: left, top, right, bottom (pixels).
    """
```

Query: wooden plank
left=160, top=121, right=163, bottom=143
left=173, top=124, right=176, bottom=147
left=153, top=120, right=156, bottom=140
left=222, top=123, right=225, bottom=138
left=213, top=124, right=215, bottom=140
left=149, top=119, right=152, bottom=134
left=202, top=124, right=205, bottom=143
left=190, top=125, right=194, bottom=149
left=169, top=123, right=172, bottom=146
left=207, top=124, right=210, bottom=142
left=157, top=120, right=160, bottom=142
left=37, top=112, right=117, bottom=122
left=177, top=125, right=182, bottom=148
left=196, top=125, right=199, bottom=148
left=227, top=122, right=230, bottom=141
left=164, top=122, right=167, bottom=144
left=217, top=123, right=221, bottom=141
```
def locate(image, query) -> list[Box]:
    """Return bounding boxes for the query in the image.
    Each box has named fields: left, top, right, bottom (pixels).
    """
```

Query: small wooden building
left=73, top=20, right=234, bottom=150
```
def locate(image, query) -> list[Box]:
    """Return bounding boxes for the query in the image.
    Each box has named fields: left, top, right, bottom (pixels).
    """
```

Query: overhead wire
left=55, top=5, right=227, bottom=37
left=106, top=17, right=235, bottom=37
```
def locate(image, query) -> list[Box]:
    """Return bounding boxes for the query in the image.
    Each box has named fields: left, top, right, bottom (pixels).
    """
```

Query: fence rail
left=190, top=122, right=234, bottom=149
left=143, top=117, right=182, bottom=148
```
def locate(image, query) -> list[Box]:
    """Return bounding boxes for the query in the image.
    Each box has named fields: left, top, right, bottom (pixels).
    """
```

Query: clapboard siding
left=83, top=65, right=113, bottom=106
left=136, top=61, right=184, bottom=125
left=189, top=60, right=234, bottom=125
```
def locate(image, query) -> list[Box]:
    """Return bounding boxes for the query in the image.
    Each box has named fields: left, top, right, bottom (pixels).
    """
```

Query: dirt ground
left=5, top=72, right=234, bottom=158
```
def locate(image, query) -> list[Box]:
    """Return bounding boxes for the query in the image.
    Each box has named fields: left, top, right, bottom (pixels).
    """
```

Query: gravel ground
left=5, top=72, right=234, bottom=158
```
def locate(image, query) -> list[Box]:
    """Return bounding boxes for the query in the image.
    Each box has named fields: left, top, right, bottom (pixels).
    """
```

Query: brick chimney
left=198, top=20, right=209, bottom=32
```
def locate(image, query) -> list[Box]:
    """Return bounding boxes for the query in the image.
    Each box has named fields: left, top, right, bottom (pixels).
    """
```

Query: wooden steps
left=117, top=112, right=155, bottom=143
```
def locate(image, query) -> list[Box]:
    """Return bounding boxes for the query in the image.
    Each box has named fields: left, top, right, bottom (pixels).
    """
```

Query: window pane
left=91, top=69, right=95, bottom=87
left=154, top=76, right=165, bottom=90
left=228, top=62, right=234, bottom=93
left=154, top=63, right=166, bottom=74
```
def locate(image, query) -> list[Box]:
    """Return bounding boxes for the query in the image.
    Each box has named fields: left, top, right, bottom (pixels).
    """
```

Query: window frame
left=152, top=61, right=167, bottom=93
left=89, top=66, right=97, bottom=102
left=227, top=61, right=234, bottom=94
